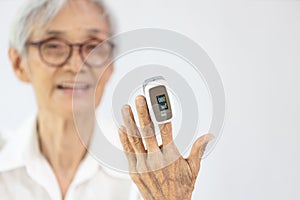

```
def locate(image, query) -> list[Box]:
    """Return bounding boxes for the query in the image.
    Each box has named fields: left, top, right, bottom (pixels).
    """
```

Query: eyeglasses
left=26, top=37, right=114, bottom=68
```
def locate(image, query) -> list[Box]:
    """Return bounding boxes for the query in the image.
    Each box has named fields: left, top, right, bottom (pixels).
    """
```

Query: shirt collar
left=0, top=114, right=129, bottom=180
left=0, top=114, right=39, bottom=172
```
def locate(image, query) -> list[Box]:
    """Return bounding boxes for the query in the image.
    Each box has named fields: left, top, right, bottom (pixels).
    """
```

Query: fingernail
left=206, top=133, right=215, bottom=143
left=136, top=96, right=146, bottom=106
left=201, top=142, right=210, bottom=156
left=202, top=134, right=215, bottom=152
left=122, top=105, right=130, bottom=116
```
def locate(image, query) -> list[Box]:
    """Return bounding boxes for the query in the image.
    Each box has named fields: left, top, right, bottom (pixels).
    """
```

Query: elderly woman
left=0, top=0, right=213, bottom=199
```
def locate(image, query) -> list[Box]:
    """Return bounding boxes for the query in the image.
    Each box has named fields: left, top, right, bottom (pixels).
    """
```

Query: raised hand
left=119, top=95, right=214, bottom=200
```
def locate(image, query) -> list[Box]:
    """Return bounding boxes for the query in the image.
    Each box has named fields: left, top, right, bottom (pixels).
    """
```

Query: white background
left=0, top=0, right=300, bottom=199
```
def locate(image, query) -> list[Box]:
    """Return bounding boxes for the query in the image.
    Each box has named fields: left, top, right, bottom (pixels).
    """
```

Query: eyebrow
left=87, top=28, right=102, bottom=34
left=87, top=28, right=111, bottom=36
left=46, top=30, right=65, bottom=35
left=45, top=29, right=110, bottom=36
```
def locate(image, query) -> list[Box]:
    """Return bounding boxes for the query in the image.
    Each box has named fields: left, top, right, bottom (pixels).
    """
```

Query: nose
left=64, top=46, right=86, bottom=74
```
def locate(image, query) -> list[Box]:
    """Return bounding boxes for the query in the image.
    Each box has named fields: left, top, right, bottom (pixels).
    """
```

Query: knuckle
left=129, top=135, right=141, bottom=145
left=159, top=122, right=172, bottom=136
left=122, top=141, right=132, bottom=151
left=141, top=123, right=154, bottom=137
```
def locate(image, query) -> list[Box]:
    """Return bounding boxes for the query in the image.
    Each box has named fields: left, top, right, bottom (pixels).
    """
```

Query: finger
left=158, top=122, right=173, bottom=146
left=135, top=95, right=159, bottom=153
left=118, top=126, right=135, bottom=153
left=118, top=126, right=137, bottom=172
left=186, top=133, right=215, bottom=175
left=121, top=104, right=146, bottom=153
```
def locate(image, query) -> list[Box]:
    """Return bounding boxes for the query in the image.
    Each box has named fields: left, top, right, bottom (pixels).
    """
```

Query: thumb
left=187, top=133, right=215, bottom=175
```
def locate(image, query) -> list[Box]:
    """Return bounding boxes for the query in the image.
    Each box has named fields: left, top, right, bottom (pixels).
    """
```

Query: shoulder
left=0, top=115, right=37, bottom=172
left=0, top=127, right=20, bottom=166
left=0, top=129, right=15, bottom=152
left=0, top=131, right=4, bottom=151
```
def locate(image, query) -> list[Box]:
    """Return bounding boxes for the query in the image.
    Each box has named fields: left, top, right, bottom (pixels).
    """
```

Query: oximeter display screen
left=156, top=94, right=168, bottom=111
left=148, top=84, right=172, bottom=122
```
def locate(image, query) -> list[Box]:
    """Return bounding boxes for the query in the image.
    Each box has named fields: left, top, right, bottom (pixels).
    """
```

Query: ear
left=8, top=48, right=31, bottom=83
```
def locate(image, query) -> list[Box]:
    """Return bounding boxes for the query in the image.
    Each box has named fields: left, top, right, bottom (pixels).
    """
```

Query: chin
left=54, top=102, right=95, bottom=119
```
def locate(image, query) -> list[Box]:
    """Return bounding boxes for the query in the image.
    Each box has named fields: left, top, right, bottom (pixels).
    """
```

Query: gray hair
left=9, top=0, right=115, bottom=56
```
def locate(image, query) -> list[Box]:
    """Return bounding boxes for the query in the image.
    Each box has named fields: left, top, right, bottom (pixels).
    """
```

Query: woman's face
left=19, top=0, right=113, bottom=117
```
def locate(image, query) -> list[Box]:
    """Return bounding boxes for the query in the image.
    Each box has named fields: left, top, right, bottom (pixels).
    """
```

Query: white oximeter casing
left=143, top=76, right=173, bottom=124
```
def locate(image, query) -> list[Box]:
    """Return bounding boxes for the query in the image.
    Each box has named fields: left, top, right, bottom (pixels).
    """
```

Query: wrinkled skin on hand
left=119, top=95, right=214, bottom=200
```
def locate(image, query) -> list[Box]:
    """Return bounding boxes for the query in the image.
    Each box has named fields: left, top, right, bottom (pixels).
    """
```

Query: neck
left=36, top=110, right=94, bottom=196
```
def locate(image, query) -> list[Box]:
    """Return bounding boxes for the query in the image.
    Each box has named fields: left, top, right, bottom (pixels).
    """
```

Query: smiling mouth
left=57, top=83, right=91, bottom=90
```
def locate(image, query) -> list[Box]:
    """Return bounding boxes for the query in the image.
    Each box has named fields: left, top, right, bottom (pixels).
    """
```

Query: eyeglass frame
left=25, top=37, right=115, bottom=68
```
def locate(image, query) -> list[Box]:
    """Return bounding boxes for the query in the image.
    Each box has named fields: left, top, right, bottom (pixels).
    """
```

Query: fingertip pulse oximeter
left=143, top=76, right=173, bottom=124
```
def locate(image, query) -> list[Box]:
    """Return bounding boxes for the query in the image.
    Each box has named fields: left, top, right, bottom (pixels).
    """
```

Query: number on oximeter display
left=156, top=94, right=168, bottom=111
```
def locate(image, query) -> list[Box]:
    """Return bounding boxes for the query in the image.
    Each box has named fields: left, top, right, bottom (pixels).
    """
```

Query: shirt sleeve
left=0, top=130, right=5, bottom=151
left=0, top=129, right=13, bottom=152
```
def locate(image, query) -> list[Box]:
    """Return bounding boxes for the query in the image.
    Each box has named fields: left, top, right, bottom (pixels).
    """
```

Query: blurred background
left=0, top=0, right=299, bottom=199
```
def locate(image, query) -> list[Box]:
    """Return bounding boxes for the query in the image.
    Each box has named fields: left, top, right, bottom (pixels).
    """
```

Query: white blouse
left=0, top=116, right=141, bottom=200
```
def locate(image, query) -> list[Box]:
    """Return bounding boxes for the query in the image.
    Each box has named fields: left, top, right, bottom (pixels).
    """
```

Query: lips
left=57, top=82, right=90, bottom=90
left=55, top=80, right=94, bottom=95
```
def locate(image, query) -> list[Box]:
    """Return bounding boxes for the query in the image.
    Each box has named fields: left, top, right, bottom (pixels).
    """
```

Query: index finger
left=121, top=104, right=146, bottom=154
left=135, top=95, right=160, bottom=153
